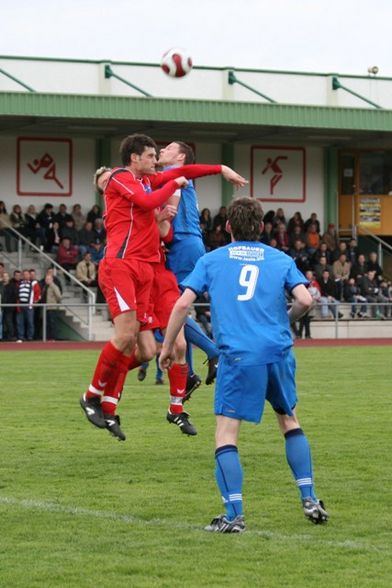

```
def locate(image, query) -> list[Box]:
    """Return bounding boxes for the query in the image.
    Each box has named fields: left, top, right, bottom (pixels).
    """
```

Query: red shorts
left=99, top=257, right=154, bottom=322
left=144, top=263, right=180, bottom=331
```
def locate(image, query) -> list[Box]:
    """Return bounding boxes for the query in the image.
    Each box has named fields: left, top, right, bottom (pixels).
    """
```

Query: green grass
left=0, top=346, right=391, bottom=588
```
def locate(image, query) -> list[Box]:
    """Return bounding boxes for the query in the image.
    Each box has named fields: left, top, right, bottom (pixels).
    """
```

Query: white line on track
left=0, top=495, right=387, bottom=552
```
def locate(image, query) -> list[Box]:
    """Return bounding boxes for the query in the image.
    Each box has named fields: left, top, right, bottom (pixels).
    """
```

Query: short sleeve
left=285, top=258, right=309, bottom=293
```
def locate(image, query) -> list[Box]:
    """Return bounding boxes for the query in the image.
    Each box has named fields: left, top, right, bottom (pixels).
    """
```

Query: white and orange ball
left=160, top=48, right=193, bottom=78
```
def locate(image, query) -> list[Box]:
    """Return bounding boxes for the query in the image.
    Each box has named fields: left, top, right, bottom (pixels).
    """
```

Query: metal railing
left=0, top=223, right=96, bottom=333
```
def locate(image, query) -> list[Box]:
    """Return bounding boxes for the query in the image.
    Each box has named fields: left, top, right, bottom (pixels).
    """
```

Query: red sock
left=101, top=354, right=130, bottom=416
left=168, top=362, right=188, bottom=414
left=86, top=341, right=125, bottom=400
left=127, top=351, right=142, bottom=371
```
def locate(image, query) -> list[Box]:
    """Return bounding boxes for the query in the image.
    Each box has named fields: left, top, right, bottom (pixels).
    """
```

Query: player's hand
left=157, top=205, right=177, bottom=222
left=221, top=165, right=248, bottom=188
left=174, top=176, right=189, bottom=188
left=159, top=346, right=175, bottom=371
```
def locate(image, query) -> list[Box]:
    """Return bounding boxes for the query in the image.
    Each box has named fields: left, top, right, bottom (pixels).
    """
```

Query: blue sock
left=185, top=316, right=219, bottom=360
left=285, top=428, right=316, bottom=500
left=155, top=354, right=163, bottom=381
left=141, top=361, right=149, bottom=370
left=215, top=445, right=243, bottom=520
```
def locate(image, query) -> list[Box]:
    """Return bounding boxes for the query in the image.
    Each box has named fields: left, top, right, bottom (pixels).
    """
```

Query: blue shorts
left=214, top=350, right=297, bottom=423
left=167, top=237, right=206, bottom=283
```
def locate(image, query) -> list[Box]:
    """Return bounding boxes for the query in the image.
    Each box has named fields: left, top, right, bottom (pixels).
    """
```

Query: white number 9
left=237, top=264, right=259, bottom=301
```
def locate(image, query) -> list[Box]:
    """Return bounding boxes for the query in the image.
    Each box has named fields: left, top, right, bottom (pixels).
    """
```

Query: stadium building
left=1, top=55, right=392, bottom=238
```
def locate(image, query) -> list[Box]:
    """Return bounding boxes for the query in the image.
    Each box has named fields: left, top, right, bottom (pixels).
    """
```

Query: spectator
left=305, top=223, right=320, bottom=255
left=0, top=201, right=13, bottom=252
left=332, top=240, right=348, bottom=263
left=347, top=238, right=359, bottom=266
left=304, top=212, right=320, bottom=234
left=24, top=205, right=41, bottom=247
left=71, top=203, right=86, bottom=231
left=366, top=252, right=383, bottom=283
left=93, top=218, right=106, bottom=243
left=200, top=208, right=212, bottom=247
left=314, top=255, right=334, bottom=282
left=78, top=221, right=96, bottom=257
left=275, top=222, right=290, bottom=253
left=87, top=239, right=105, bottom=264
left=46, top=220, right=62, bottom=254
left=297, top=270, right=321, bottom=339
left=16, top=269, right=34, bottom=342
left=39, top=267, right=63, bottom=294
left=287, top=211, right=305, bottom=236
left=37, top=203, right=55, bottom=251
left=288, top=224, right=306, bottom=249
left=273, top=207, right=286, bottom=227
left=56, top=237, right=79, bottom=279
left=379, top=280, right=392, bottom=318
left=263, top=209, right=275, bottom=225
left=343, top=277, right=367, bottom=318
left=30, top=269, right=42, bottom=339
left=3, top=270, right=22, bottom=341
left=76, top=252, right=98, bottom=301
left=86, top=204, right=102, bottom=225
left=350, top=253, right=367, bottom=281
left=332, top=253, right=351, bottom=300
left=260, top=221, right=274, bottom=245
left=319, top=269, right=343, bottom=319
left=206, top=224, right=227, bottom=251
left=313, top=242, right=333, bottom=266
left=321, top=223, right=338, bottom=254
left=290, top=239, right=311, bottom=274
left=40, top=272, right=62, bottom=340
left=359, top=270, right=387, bottom=318
left=61, top=218, right=79, bottom=245
left=212, top=206, right=227, bottom=230
left=54, top=203, right=73, bottom=228
left=9, top=204, right=27, bottom=249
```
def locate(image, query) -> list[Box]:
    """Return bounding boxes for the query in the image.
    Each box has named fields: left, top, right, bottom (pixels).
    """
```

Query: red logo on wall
left=251, top=146, right=306, bottom=203
left=17, top=138, right=73, bottom=196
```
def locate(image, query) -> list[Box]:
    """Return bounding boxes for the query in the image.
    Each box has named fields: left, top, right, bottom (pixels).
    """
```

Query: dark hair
left=227, top=197, right=264, bottom=241
left=173, top=141, right=195, bottom=164
left=120, top=134, right=157, bottom=166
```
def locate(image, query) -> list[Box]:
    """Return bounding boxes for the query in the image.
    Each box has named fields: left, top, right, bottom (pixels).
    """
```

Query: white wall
left=0, top=135, right=325, bottom=227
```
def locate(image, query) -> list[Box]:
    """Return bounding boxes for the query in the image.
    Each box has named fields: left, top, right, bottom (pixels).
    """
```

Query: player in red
left=80, top=134, right=247, bottom=441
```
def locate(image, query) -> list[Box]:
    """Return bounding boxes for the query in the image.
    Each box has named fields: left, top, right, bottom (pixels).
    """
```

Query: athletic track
left=0, top=338, right=391, bottom=351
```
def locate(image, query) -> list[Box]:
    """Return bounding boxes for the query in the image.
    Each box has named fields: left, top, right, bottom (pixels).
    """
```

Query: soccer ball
left=160, top=48, right=193, bottom=78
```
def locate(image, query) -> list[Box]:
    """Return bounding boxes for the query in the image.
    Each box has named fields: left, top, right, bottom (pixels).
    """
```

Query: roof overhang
left=1, top=92, right=392, bottom=147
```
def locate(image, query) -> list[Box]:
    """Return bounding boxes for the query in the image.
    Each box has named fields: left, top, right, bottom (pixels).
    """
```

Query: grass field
left=0, top=345, right=391, bottom=588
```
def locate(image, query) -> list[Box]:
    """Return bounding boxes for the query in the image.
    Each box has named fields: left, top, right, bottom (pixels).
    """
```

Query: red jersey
left=103, top=164, right=221, bottom=263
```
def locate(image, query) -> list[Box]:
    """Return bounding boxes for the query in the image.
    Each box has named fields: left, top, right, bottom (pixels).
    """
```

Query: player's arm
left=111, top=173, right=187, bottom=210
left=160, top=288, right=197, bottom=369
left=151, top=164, right=248, bottom=189
left=288, top=284, right=313, bottom=323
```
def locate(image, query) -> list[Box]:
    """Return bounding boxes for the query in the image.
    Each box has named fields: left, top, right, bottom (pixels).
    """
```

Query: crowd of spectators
left=1, top=201, right=391, bottom=342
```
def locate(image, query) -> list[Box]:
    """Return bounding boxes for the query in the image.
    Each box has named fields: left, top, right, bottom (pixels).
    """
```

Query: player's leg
left=205, top=359, right=267, bottom=533
left=184, top=316, right=219, bottom=386
left=81, top=309, right=137, bottom=432
left=165, top=326, right=197, bottom=435
left=204, top=415, right=245, bottom=533
left=267, top=350, right=328, bottom=524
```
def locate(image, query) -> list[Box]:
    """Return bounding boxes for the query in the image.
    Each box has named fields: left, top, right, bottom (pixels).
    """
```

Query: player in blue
left=158, top=141, right=220, bottom=391
left=160, top=196, right=328, bottom=533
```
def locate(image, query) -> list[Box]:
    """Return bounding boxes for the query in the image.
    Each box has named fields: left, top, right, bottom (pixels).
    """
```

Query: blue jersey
left=181, top=241, right=307, bottom=365
left=171, top=180, right=202, bottom=243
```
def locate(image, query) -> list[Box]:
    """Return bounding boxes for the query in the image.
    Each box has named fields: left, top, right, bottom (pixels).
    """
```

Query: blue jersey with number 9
left=181, top=241, right=307, bottom=365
